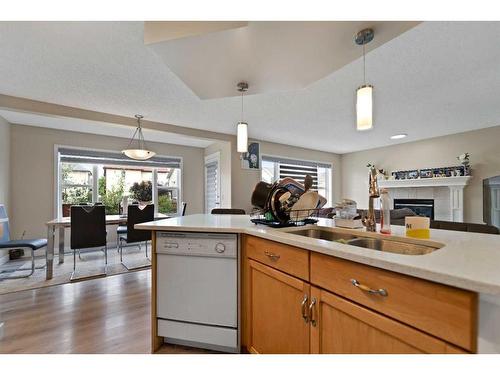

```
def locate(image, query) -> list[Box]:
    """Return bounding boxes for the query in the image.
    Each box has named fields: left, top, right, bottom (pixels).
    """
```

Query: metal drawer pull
left=264, top=251, right=280, bottom=261
left=350, top=279, right=388, bottom=297
left=308, top=298, right=317, bottom=327
left=301, top=295, right=309, bottom=323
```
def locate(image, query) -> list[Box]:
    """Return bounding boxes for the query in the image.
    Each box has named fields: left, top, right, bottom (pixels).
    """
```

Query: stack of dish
left=251, top=176, right=326, bottom=225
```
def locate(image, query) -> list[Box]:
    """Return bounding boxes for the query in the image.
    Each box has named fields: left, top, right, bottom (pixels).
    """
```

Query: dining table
left=45, top=213, right=169, bottom=280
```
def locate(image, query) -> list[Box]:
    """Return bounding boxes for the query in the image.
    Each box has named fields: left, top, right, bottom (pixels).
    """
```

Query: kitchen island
left=136, top=214, right=500, bottom=354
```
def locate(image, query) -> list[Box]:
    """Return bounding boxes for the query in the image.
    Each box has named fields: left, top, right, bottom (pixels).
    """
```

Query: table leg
left=58, top=227, right=65, bottom=264
left=46, top=225, right=55, bottom=280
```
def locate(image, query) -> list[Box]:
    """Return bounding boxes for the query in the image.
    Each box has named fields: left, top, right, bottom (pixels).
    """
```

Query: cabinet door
left=246, top=259, right=310, bottom=354
left=310, top=287, right=462, bottom=354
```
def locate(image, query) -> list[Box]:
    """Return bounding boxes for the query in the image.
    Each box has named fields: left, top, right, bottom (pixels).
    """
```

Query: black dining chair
left=211, top=208, right=246, bottom=215
left=0, top=204, right=47, bottom=280
left=118, top=204, right=154, bottom=270
left=70, top=205, right=107, bottom=281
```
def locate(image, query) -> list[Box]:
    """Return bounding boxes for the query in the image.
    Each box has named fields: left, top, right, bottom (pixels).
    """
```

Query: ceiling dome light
left=236, top=81, right=249, bottom=153
left=122, top=149, right=156, bottom=160
left=355, top=28, right=374, bottom=131
left=390, top=133, right=408, bottom=140
left=122, top=114, right=156, bottom=160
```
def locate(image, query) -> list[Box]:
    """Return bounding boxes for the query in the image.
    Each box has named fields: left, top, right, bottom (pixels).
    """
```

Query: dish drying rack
left=250, top=208, right=320, bottom=228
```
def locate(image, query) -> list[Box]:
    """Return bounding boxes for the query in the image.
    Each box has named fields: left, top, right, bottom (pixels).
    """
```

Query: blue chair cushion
left=0, top=238, right=48, bottom=250
left=117, top=226, right=127, bottom=234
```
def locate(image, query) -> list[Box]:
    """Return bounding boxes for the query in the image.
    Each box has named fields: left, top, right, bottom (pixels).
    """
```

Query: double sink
left=283, top=227, right=442, bottom=255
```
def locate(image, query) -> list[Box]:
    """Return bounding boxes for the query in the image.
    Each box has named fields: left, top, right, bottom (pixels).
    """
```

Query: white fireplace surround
left=378, top=176, right=472, bottom=222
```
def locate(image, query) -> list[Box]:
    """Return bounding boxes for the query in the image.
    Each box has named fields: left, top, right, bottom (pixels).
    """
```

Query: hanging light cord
left=363, top=42, right=366, bottom=85
left=240, top=90, right=244, bottom=123
left=126, top=116, right=149, bottom=150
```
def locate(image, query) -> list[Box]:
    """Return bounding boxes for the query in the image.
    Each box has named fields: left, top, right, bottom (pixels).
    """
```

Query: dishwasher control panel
left=156, top=232, right=237, bottom=258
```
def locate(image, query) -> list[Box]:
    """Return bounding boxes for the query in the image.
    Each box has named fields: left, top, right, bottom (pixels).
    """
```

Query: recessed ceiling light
left=390, top=133, right=407, bottom=140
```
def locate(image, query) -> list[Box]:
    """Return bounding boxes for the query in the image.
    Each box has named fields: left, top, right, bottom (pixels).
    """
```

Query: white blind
left=262, top=156, right=331, bottom=191
left=58, top=147, right=182, bottom=168
left=205, top=160, right=219, bottom=212
left=279, top=163, right=319, bottom=190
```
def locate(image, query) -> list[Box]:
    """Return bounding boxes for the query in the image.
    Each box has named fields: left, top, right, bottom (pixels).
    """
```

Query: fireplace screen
left=394, top=199, right=435, bottom=220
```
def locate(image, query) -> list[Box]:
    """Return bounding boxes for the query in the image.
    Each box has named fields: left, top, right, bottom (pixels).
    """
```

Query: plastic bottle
left=379, top=188, right=391, bottom=234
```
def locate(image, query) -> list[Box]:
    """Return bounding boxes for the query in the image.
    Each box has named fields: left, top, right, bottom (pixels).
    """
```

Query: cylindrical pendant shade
left=356, top=85, right=373, bottom=131
left=237, top=122, right=248, bottom=153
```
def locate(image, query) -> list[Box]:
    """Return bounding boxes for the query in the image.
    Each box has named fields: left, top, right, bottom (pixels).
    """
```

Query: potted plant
left=129, top=181, right=153, bottom=204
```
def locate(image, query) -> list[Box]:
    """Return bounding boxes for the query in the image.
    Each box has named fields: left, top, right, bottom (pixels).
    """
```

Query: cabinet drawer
left=311, top=253, right=477, bottom=351
left=243, top=235, right=309, bottom=281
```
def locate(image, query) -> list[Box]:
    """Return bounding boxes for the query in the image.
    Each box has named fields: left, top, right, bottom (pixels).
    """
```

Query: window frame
left=54, top=144, right=183, bottom=219
left=260, top=153, right=333, bottom=205
left=204, top=151, right=221, bottom=213
left=59, top=164, right=97, bottom=207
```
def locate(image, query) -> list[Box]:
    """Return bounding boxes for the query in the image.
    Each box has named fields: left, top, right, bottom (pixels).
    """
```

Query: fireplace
left=394, top=199, right=435, bottom=220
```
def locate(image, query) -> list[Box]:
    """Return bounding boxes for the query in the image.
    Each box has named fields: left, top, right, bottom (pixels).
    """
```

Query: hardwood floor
left=0, top=270, right=211, bottom=354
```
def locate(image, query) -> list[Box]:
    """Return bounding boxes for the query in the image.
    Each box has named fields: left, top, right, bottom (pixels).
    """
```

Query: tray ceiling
left=146, top=21, right=419, bottom=99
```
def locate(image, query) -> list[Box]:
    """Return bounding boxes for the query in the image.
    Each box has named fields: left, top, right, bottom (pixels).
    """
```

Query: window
left=56, top=147, right=182, bottom=218
left=204, top=152, right=220, bottom=213
left=157, top=168, right=180, bottom=215
left=61, top=163, right=95, bottom=216
left=261, top=155, right=332, bottom=205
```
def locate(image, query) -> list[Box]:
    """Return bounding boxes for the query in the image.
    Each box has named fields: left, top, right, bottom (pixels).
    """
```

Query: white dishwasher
left=156, top=231, right=239, bottom=352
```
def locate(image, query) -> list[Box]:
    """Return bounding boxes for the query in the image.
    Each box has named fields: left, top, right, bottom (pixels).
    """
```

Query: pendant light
left=122, top=114, right=156, bottom=160
left=236, top=81, right=249, bottom=153
left=355, top=28, right=374, bottom=131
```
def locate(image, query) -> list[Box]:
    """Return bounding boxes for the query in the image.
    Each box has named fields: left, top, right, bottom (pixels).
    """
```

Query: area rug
left=0, top=245, right=151, bottom=295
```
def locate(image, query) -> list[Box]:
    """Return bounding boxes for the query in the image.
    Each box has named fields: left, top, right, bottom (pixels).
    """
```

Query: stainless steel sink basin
left=347, top=238, right=438, bottom=255
left=284, top=226, right=441, bottom=255
left=286, top=228, right=359, bottom=243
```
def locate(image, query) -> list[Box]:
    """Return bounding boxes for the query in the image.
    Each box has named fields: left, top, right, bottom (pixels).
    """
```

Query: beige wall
left=0, top=116, right=9, bottom=211
left=0, top=116, right=10, bottom=264
left=231, top=139, right=342, bottom=213
left=341, top=126, right=500, bottom=223
left=204, top=140, right=232, bottom=211
left=9, top=124, right=205, bottom=239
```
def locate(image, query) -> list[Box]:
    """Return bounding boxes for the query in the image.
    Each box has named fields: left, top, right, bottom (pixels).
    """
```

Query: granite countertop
left=136, top=214, right=500, bottom=295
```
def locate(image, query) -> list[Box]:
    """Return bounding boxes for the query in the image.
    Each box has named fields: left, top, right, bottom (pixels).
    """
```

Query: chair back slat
left=127, top=204, right=154, bottom=243
left=70, top=205, right=106, bottom=249
left=0, top=204, right=11, bottom=242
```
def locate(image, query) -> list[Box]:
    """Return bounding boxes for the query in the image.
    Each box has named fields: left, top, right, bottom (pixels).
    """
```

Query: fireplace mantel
left=378, top=176, right=471, bottom=189
left=378, top=176, right=472, bottom=222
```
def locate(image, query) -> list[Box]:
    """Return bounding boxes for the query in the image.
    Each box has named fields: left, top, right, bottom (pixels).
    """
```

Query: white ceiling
left=147, top=21, right=418, bottom=99
left=0, top=21, right=499, bottom=154
left=0, top=109, right=214, bottom=148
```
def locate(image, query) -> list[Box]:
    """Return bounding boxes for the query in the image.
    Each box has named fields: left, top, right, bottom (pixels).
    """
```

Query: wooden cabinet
left=245, top=259, right=310, bottom=354
left=242, top=235, right=477, bottom=354
left=311, top=253, right=477, bottom=351
left=309, top=286, right=465, bottom=354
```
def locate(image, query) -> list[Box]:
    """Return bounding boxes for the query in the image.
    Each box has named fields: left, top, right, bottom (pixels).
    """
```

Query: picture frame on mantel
left=241, top=142, right=260, bottom=170
left=406, top=170, right=419, bottom=179
left=419, top=168, right=433, bottom=178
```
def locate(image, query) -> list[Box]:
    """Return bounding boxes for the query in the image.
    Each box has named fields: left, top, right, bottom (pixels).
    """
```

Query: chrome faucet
left=363, top=165, right=380, bottom=232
